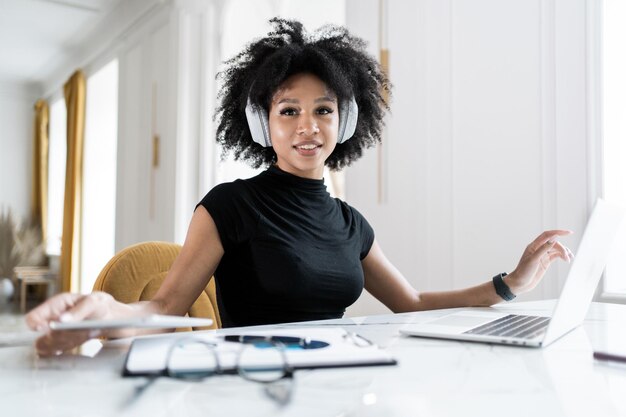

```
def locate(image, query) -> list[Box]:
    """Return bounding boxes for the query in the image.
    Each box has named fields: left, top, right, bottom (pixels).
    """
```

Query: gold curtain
left=32, top=100, right=49, bottom=242
left=60, top=70, right=86, bottom=293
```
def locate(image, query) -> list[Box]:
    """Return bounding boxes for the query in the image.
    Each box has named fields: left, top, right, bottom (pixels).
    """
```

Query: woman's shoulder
left=199, top=178, right=256, bottom=208
left=210, top=170, right=269, bottom=193
left=333, top=198, right=370, bottom=223
left=209, top=178, right=247, bottom=193
left=333, top=197, right=359, bottom=213
left=334, top=199, right=375, bottom=254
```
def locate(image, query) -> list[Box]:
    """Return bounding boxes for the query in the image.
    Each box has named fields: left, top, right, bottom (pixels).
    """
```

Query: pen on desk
left=224, top=335, right=311, bottom=346
left=593, top=351, right=626, bottom=364
left=222, top=335, right=332, bottom=349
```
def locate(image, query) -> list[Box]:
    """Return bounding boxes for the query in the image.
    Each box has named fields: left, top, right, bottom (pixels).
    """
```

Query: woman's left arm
left=362, top=230, right=573, bottom=313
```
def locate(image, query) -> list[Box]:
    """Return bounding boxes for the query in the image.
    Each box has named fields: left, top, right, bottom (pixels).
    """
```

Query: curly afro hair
left=214, top=18, right=391, bottom=171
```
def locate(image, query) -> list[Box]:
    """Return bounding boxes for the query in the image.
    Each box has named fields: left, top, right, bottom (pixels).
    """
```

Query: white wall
left=345, top=0, right=594, bottom=317
left=0, top=83, right=39, bottom=221
left=116, top=13, right=178, bottom=250
left=116, top=0, right=222, bottom=250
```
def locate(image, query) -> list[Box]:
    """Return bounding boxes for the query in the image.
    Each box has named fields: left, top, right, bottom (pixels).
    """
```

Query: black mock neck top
left=197, top=165, right=375, bottom=327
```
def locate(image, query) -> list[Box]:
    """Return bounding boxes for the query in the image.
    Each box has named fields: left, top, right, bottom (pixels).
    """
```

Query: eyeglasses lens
left=168, top=341, right=220, bottom=378
left=238, top=342, right=288, bottom=383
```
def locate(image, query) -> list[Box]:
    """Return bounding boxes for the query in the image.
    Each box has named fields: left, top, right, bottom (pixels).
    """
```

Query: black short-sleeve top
left=197, top=165, right=375, bottom=328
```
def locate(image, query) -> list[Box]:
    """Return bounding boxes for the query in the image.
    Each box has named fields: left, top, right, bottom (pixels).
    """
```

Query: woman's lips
left=293, top=142, right=322, bottom=156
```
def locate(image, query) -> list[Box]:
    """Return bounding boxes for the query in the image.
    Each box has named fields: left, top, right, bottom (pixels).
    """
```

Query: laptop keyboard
left=464, top=314, right=550, bottom=339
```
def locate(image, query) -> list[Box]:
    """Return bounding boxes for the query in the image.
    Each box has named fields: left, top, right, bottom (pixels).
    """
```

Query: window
left=601, top=0, right=626, bottom=299
left=46, top=98, right=67, bottom=256
left=80, top=59, right=119, bottom=293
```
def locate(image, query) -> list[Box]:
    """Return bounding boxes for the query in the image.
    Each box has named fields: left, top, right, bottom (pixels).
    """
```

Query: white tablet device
left=48, top=315, right=213, bottom=331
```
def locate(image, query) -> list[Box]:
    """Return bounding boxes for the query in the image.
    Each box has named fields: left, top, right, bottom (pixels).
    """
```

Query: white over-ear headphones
left=245, top=95, right=359, bottom=147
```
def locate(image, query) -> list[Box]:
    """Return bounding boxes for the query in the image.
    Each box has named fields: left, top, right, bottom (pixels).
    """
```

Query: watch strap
left=492, top=272, right=516, bottom=301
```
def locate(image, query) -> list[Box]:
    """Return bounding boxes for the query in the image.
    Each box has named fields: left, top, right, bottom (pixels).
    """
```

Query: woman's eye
left=317, top=107, right=334, bottom=115
left=279, top=108, right=298, bottom=116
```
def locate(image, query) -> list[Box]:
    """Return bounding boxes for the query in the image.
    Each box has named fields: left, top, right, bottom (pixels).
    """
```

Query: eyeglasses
left=164, top=337, right=295, bottom=405
left=162, top=331, right=375, bottom=405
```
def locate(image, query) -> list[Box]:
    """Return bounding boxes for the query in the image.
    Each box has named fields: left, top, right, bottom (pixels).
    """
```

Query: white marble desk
left=2, top=300, right=626, bottom=417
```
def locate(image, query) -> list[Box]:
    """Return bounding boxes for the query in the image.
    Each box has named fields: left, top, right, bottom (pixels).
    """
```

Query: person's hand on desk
left=504, top=229, right=574, bottom=296
left=25, top=292, right=117, bottom=356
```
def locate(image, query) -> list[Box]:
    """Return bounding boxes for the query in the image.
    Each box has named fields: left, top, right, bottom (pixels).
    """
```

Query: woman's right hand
left=25, top=292, right=115, bottom=356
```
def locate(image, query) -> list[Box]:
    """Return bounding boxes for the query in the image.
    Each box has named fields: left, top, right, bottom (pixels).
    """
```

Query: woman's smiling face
left=268, top=73, right=339, bottom=179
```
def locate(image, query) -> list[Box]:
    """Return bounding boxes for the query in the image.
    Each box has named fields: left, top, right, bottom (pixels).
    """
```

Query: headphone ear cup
left=337, top=96, right=358, bottom=144
left=245, top=97, right=272, bottom=147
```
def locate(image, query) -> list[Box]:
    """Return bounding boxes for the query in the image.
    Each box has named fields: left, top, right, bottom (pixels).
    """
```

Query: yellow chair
left=92, top=241, right=221, bottom=330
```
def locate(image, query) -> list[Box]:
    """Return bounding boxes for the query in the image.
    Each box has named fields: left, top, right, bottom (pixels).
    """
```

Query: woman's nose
left=296, top=115, right=320, bottom=136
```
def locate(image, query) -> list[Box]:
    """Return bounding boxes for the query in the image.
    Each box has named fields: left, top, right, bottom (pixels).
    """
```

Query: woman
left=27, top=19, right=572, bottom=355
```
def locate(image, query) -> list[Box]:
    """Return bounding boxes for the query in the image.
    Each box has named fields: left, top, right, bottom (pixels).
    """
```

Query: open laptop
left=401, top=199, right=625, bottom=348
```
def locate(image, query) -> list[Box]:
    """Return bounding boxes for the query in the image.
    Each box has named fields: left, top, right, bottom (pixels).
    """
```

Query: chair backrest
left=92, top=241, right=221, bottom=330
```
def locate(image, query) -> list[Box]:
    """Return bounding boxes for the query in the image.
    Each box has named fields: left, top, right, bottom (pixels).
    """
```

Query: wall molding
left=173, top=1, right=222, bottom=244
left=540, top=0, right=559, bottom=300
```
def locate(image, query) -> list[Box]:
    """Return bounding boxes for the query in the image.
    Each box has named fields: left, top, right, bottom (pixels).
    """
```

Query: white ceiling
left=0, top=0, right=120, bottom=86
